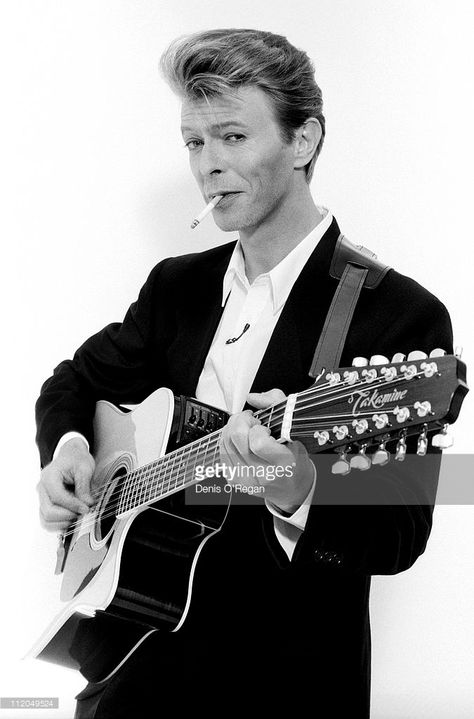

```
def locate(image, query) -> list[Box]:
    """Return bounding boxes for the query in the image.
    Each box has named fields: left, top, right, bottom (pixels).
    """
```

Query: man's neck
left=238, top=185, right=323, bottom=284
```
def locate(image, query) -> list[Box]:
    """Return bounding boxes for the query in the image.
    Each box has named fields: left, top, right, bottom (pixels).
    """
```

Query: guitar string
left=65, top=368, right=430, bottom=530
left=62, top=439, right=224, bottom=536
left=63, top=386, right=431, bottom=538
left=61, top=404, right=419, bottom=539
left=78, top=366, right=422, bottom=512
left=83, top=366, right=424, bottom=505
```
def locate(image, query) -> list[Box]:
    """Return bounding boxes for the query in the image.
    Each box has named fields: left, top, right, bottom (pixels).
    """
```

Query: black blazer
left=36, top=217, right=453, bottom=717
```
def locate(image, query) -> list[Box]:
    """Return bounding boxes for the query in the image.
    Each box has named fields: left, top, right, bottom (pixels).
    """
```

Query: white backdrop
left=1, top=1, right=473, bottom=717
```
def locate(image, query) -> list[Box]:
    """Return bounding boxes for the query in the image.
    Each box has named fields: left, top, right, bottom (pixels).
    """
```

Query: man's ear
left=293, top=117, right=322, bottom=170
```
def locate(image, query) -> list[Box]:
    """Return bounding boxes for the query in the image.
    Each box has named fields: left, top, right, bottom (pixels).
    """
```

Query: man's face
left=180, top=86, right=298, bottom=234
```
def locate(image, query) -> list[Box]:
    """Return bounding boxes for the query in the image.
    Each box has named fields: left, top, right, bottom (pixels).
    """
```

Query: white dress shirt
left=195, top=207, right=333, bottom=558
left=55, top=207, right=333, bottom=560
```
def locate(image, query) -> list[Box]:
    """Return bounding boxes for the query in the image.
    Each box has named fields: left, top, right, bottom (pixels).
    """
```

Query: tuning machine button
left=372, top=441, right=390, bottom=466
left=370, top=355, right=389, bottom=365
left=407, top=350, right=428, bottom=360
left=417, top=426, right=428, bottom=456
left=350, top=444, right=371, bottom=471
left=352, top=356, right=368, bottom=367
left=395, top=433, right=407, bottom=461
left=432, top=424, right=454, bottom=449
left=332, top=449, right=351, bottom=475
left=429, top=348, right=446, bottom=358
left=391, top=353, right=406, bottom=363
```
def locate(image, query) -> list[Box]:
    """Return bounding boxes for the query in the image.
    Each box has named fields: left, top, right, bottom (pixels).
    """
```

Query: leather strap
left=309, top=234, right=390, bottom=378
left=329, top=235, right=390, bottom=288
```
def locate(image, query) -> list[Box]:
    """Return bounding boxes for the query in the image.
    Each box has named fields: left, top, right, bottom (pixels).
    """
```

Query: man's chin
left=212, top=214, right=243, bottom=233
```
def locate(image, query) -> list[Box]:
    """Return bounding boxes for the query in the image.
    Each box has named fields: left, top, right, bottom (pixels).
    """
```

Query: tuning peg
left=417, top=427, right=428, bottom=456
left=362, top=368, right=378, bottom=383
left=429, top=348, right=446, bottom=358
left=420, top=361, right=438, bottom=378
left=372, top=441, right=390, bottom=466
left=372, top=413, right=390, bottom=429
left=352, top=418, right=369, bottom=435
left=414, top=400, right=432, bottom=417
left=395, top=434, right=407, bottom=461
left=350, top=444, right=371, bottom=470
left=332, top=425, right=349, bottom=441
left=332, top=450, right=351, bottom=475
left=381, top=366, right=397, bottom=382
left=370, top=355, right=389, bottom=365
left=313, top=430, right=331, bottom=446
left=391, top=352, right=406, bottom=363
left=352, top=356, right=368, bottom=367
left=343, top=370, right=359, bottom=385
left=455, top=346, right=463, bottom=359
left=326, top=372, right=341, bottom=387
left=407, top=350, right=428, bottom=361
left=432, top=424, right=454, bottom=449
left=393, top=406, right=410, bottom=423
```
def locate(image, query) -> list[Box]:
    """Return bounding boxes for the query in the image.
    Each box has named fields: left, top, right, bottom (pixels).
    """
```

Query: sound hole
left=95, top=467, right=127, bottom=541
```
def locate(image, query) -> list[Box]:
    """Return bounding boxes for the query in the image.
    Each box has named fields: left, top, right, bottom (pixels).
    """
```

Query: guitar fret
left=267, top=404, right=274, bottom=429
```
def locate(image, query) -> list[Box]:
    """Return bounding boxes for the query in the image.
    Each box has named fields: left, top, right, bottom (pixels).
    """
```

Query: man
left=36, top=29, right=453, bottom=718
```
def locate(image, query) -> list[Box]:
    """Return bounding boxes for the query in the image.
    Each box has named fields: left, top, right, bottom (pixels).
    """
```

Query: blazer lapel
left=166, top=242, right=235, bottom=397
left=248, top=217, right=342, bottom=397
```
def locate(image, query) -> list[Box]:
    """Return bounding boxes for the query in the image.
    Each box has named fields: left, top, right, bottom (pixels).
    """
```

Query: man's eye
left=184, top=139, right=203, bottom=151
left=225, top=134, right=245, bottom=143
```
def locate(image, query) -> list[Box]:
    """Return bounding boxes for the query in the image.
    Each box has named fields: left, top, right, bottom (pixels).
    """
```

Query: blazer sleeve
left=287, top=292, right=456, bottom=576
left=35, top=258, right=172, bottom=467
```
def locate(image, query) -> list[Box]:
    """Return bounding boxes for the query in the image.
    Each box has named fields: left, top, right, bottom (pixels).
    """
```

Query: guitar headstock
left=288, top=350, right=468, bottom=473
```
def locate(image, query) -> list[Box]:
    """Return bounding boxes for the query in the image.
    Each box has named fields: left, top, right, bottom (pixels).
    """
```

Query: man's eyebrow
left=180, top=120, right=248, bottom=134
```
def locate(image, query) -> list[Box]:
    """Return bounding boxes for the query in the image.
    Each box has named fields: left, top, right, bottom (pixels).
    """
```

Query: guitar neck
left=116, top=353, right=468, bottom=514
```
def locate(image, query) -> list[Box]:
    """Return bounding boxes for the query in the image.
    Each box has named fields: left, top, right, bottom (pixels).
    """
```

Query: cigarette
left=190, top=195, right=223, bottom=229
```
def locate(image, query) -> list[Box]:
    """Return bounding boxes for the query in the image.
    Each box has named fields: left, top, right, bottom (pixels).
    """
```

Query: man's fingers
left=247, top=388, right=286, bottom=409
left=73, top=462, right=96, bottom=506
left=38, top=484, right=83, bottom=527
left=248, top=424, right=294, bottom=464
left=42, top=468, right=91, bottom=514
left=223, top=410, right=258, bottom=457
left=39, top=511, right=76, bottom=533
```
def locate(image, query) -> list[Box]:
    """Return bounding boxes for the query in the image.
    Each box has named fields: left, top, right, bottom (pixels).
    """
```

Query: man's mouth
left=209, top=191, right=241, bottom=205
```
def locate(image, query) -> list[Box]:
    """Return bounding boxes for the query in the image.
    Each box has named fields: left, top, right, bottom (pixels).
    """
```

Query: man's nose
left=198, top=140, right=225, bottom=177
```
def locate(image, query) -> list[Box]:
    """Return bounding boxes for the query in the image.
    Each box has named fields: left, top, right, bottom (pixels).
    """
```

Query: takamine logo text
left=348, top=388, right=408, bottom=416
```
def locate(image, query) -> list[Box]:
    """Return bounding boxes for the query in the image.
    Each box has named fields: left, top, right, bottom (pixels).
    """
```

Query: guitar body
left=28, top=388, right=230, bottom=683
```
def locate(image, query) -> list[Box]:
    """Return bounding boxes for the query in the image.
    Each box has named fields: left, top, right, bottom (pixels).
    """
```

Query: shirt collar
left=221, top=207, right=333, bottom=311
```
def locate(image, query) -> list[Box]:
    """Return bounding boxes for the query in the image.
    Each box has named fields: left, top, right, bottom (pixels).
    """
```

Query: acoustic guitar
left=27, top=350, right=468, bottom=683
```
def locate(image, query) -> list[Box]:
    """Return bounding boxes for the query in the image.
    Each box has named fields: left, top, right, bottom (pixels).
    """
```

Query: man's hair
left=159, top=28, right=325, bottom=182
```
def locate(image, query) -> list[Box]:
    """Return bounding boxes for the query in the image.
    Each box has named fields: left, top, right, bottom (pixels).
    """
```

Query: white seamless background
left=1, top=2, right=473, bottom=718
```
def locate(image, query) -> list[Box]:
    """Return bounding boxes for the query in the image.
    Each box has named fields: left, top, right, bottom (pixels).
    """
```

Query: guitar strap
left=308, top=234, right=390, bottom=378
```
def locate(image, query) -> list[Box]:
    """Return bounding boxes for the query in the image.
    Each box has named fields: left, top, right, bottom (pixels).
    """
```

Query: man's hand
left=36, top=438, right=96, bottom=532
left=220, top=389, right=315, bottom=514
